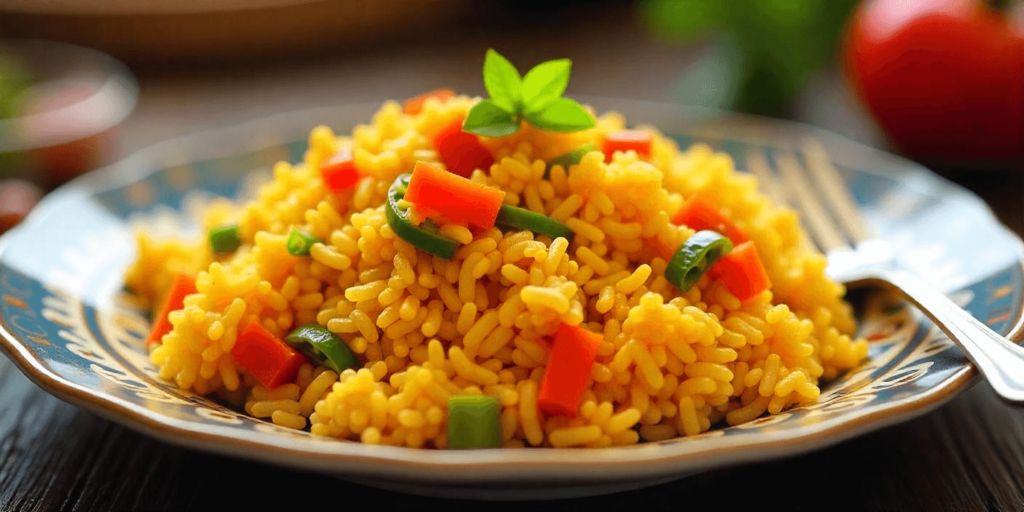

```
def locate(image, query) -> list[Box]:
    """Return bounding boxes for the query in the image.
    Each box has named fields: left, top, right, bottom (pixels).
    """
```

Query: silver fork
left=747, top=140, right=1024, bottom=404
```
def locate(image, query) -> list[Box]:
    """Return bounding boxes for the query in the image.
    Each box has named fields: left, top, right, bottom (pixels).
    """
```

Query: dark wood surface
left=3, top=5, right=1024, bottom=511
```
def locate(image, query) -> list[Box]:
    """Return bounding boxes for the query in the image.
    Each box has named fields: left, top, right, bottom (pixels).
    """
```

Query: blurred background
left=0, top=0, right=1021, bottom=232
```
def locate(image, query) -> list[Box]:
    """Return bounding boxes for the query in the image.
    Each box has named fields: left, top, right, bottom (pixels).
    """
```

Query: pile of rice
left=126, top=95, right=867, bottom=448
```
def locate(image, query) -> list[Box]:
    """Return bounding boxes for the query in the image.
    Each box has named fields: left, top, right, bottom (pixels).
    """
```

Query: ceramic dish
left=0, top=99, right=1021, bottom=500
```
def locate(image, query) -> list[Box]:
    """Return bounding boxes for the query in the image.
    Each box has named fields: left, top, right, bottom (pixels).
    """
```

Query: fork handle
left=870, top=268, right=1024, bottom=404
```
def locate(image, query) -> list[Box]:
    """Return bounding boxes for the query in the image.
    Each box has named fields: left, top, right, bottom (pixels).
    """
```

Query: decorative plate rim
left=1, top=100, right=1022, bottom=484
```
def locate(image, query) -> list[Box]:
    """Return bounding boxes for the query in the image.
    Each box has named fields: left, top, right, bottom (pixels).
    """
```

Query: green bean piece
left=545, top=143, right=595, bottom=177
left=209, top=225, right=241, bottom=254
left=286, top=230, right=321, bottom=256
left=664, top=230, right=733, bottom=292
left=495, top=204, right=574, bottom=242
left=447, top=395, right=502, bottom=449
left=385, top=174, right=461, bottom=259
left=285, top=324, right=359, bottom=373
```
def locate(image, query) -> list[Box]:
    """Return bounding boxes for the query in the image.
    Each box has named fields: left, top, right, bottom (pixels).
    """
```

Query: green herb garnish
left=463, top=49, right=595, bottom=137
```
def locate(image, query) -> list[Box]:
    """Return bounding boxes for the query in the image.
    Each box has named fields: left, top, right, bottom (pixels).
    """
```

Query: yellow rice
left=125, top=95, right=868, bottom=448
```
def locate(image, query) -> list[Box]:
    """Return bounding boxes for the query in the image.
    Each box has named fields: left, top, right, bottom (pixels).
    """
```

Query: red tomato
left=0, top=180, right=42, bottom=234
left=22, top=83, right=110, bottom=184
left=844, top=0, right=1024, bottom=162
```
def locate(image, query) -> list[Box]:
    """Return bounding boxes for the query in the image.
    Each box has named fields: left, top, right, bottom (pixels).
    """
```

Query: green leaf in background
left=0, top=50, right=33, bottom=120
left=637, top=0, right=859, bottom=117
left=639, top=0, right=724, bottom=43
left=669, top=34, right=744, bottom=112
left=462, top=99, right=521, bottom=137
left=483, top=49, right=522, bottom=112
left=523, top=98, right=594, bottom=132
left=521, top=58, right=571, bottom=114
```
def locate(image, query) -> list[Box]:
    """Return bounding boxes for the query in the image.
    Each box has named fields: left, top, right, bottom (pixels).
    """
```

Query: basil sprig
left=463, top=49, right=595, bottom=137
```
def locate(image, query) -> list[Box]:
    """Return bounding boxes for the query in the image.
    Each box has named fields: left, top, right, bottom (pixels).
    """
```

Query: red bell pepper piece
left=231, top=320, right=309, bottom=389
left=403, top=160, right=506, bottom=231
left=672, top=194, right=748, bottom=245
left=319, top=148, right=361, bottom=192
left=602, top=130, right=653, bottom=162
left=709, top=241, right=772, bottom=301
left=403, top=88, right=456, bottom=116
left=647, top=236, right=674, bottom=262
left=431, top=116, right=495, bottom=178
left=146, top=273, right=197, bottom=348
left=538, top=323, right=602, bottom=418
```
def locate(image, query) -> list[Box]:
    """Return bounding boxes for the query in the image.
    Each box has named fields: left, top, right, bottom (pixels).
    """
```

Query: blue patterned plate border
left=0, top=100, right=1021, bottom=499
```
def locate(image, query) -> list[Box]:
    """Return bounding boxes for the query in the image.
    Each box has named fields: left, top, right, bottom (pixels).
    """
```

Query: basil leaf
left=483, top=49, right=522, bottom=112
left=463, top=99, right=521, bottom=137
left=521, top=58, right=571, bottom=114
left=523, top=98, right=595, bottom=132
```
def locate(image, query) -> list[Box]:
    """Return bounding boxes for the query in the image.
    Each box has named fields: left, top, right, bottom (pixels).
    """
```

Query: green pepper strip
left=286, top=230, right=321, bottom=256
left=385, top=174, right=461, bottom=259
left=447, top=395, right=502, bottom=449
left=495, top=204, right=574, bottom=242
left=209, top=225, right=241, bottom=254
left=545, top=143, right=595, bottom=177
left=664, top=230, right=733, bottom=292
left=285, top=324, right=359, bottom=373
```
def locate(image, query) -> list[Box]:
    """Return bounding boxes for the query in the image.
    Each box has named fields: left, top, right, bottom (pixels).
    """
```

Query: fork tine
left=800, top=138, right=873, bottom=243
left=747, top=149, right=817, bottom=254
left=745, top=150, right=787, bottom=205
left=774, top=151, right=848, bottom=253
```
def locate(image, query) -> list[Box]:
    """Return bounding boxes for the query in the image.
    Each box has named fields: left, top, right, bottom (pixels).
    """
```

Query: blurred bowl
left=0, top=0, right=471, bottom=66
left=0, top=40, right=137, bottom=186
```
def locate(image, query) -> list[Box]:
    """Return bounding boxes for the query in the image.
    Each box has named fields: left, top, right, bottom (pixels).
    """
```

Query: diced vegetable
left=495, top=204, right=574, bottom=241
left=403, top=160, right=506, bottom=231
left=432, top=117, right=495, bottom=178
left=709, top=241, right=771, bottom=301
left=545, top=143, right=595, bottom=177
left=145, top=273, right=196, bottom=348
left=447, top=395, right=502, bottom=449
left=285, top=324, right=359, bottom=372
left=231, top=320, right=309, bottom=390
left=386, top=174, right=461, bottom=259
left=537, top=323, right=602, bottom=418
left=648, top=236, right=674, bottom=262
left=672, top=194, right=748, bottom=245
left=403, top=88, right=455, bottom=116
left=319, top=148, right=362, bottom=192
left=602, top=130, right=653, bottom=162
left=664, top=230, right=733, bottom=293
left=209, top=225, right=241, bottom=254
left=286, top=230, right=321, bottom=256
left=548, top=143, right=595, bottom=169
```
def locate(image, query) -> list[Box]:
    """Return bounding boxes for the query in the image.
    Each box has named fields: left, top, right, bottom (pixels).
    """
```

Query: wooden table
left=3, top=7, right=1024, bottom=510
